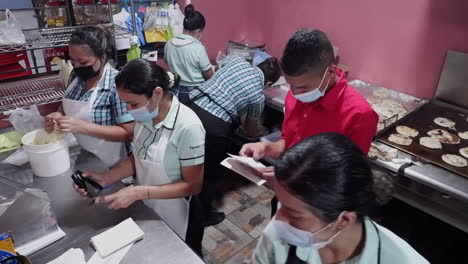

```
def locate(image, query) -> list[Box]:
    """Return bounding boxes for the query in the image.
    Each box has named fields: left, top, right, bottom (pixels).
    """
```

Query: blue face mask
left=129, top=97, right=160, bottom=122
left=271, top=211, right=344, bottom=248
left=293, top=67, right=332, bottom=103
left=252, top=50, right=272, bottom=66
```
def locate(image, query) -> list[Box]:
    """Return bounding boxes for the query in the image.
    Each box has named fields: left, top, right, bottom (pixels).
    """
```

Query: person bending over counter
left=185, top=54, right=280, bottom=226
left=74, top=59, right=206, bottom=256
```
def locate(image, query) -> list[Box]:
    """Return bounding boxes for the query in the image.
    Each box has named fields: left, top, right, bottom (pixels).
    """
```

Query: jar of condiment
left=97, top=0, right=121, bottom=24
left=73, top=0, right=98, bottom=25
left=45, top=0, right=68, bottom=27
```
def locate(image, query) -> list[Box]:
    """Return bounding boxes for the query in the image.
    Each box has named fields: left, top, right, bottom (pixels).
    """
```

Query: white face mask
left=272, top=212, right=344, bottom=249
left=293, top=67, right=332, bottom=103
left=128, top=96, right=160, bottom=122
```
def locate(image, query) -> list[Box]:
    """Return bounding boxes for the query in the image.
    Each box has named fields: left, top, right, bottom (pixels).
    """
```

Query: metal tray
left=377, top=101, right=468, bottom=178
left=0, top=74, right=64, bottom=113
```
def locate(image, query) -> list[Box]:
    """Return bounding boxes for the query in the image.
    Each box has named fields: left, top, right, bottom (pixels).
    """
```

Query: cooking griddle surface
left=377, top=102, right=468, bottom=178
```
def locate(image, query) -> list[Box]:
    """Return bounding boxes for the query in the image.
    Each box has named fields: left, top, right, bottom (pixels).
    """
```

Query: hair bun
left=185, top=4, right=195, bottom=15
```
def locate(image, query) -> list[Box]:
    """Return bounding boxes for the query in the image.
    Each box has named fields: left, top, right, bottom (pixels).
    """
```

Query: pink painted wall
left=191, top=0, right=468, bottom=99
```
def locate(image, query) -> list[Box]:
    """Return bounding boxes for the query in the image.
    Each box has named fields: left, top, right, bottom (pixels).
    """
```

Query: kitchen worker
left=44, top=26, right=134, bottom=168
left=186, top=54, right=281, bottom=226
left=240, top=28, right=378, bottom=176
left=73, top=59, right=206, bottom=256
left=253, top=133, right=428, bottom=264
left=165, top=4, right=213, bottom=103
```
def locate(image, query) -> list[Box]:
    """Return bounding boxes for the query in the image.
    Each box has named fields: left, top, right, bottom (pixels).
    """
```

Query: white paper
left=227, top=154, right=266, bottom=169
left=91, top=218, right=144, bottom=258
left=87, top=243, right=133, bottom=264
left=47, top=248, right=85, bottom=264
left=221, top=157, right=266, bottom=186
left=17, top=227, right=66, bottom=256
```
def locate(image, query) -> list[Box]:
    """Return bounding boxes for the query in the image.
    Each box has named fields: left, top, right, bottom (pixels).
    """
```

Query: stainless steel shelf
left=0, top=25, right=132, bottom=54
left=0, top=75, right=64, bottom=113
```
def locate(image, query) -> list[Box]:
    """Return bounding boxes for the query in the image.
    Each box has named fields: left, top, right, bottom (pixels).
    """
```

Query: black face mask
left=74, top=60, right=101, bottom=80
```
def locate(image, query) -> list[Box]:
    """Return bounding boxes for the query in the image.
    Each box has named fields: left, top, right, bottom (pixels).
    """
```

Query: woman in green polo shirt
left=165, top=4, right=213, bottom=103
left=253, top=133, right=428, bottom=264
left=73, top=59, right=206, bottom=257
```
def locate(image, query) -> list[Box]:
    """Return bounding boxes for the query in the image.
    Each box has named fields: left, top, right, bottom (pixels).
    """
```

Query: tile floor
left=202, top=183, right=275, bottom=264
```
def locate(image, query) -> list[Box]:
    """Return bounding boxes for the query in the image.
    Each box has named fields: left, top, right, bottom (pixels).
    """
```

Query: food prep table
left=0, top=146, right=204, bottom=264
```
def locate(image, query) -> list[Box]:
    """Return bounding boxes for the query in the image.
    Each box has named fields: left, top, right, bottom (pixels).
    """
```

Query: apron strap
left=188, top=87, right=239, bottom=124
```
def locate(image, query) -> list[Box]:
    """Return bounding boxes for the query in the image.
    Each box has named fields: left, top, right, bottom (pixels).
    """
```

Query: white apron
left=62, top=64, right=126, bottom=167
left=133, top=123, right=190, bottom=239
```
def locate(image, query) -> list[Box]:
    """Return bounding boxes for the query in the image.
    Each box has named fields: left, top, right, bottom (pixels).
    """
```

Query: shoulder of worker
left=342, top=84, right=378, bottom=119
left=376, top=222, right=430, bottom=264
left=169, top=34, right=205, bottom=49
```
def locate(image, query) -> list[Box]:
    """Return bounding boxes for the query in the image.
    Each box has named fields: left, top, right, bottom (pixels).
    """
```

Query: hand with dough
left=57, top=116, right=90, bottom=134
left=44, top=112, right=64, bottom=133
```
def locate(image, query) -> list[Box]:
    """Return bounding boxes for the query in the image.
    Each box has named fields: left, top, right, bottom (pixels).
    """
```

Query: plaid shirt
left=190, top=56, right=265, bottom=122
left=64, top=64, right=134, bottom=126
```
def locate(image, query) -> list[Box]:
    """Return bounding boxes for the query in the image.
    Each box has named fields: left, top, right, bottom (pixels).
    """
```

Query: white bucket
left=21, top=129, right=71, bottom=177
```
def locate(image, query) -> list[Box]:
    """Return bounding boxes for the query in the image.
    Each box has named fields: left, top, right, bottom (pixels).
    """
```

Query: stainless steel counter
left=0, top=147, right=205, bottom=264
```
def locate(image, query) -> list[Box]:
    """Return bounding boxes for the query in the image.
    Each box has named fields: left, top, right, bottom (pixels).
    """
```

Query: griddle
left=377, top=101, right=468, bottom=178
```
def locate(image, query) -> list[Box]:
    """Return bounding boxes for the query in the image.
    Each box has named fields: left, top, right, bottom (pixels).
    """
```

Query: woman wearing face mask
left=164, top=4, right=213, bottom=103
left=74, top=59, right=206, bottom=257
left=253, top=133, right=428, bottom=264
left=44, top=26, right=134, bottom=168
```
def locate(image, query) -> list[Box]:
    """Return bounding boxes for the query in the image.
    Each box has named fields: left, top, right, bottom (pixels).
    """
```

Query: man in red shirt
left=240, top=28, right=378, bottom=174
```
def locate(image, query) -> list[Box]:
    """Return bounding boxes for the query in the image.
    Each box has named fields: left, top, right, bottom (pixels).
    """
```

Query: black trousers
left=186, top=102, right=233, bottom=216
left=185, top=195, right=204, bottom=258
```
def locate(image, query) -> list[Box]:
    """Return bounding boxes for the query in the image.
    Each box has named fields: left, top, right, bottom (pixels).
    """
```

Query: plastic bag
left=168, top=4, right=184, bottom=37
left=8, top=105, right=44, bottom=136
left=52, top=57, right=73, bottom=88
left=0, top=10, right=26, bottom=46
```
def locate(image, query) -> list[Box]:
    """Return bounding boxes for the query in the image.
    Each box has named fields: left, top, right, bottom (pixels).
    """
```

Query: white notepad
left=90, top=218, right=144, bottom=258
left=221, top=154, right=267, bottom=186
left=47, top=248, right=86, bottom=264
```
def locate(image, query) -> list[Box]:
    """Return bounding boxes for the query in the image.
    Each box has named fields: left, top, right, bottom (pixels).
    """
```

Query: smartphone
left=71, top=170, right=103, bottom=198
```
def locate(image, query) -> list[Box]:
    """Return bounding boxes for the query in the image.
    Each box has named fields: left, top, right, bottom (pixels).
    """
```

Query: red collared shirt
left=281, top=70, right=378, bottom=153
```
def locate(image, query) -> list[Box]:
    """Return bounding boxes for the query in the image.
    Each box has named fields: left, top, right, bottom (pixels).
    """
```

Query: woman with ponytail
left=165, top=4, right=213, bottom=103
left=74, top=59, right=206, bottom=257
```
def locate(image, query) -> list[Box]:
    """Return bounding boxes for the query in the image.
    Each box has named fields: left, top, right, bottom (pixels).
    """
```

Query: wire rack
left=0, top=75, right=64, bottom=112
left=0, top=25, right=132, bottom=54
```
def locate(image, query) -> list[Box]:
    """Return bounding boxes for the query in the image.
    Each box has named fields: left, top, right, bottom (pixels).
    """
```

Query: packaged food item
left=97, top=0, right=121, bottom=24
left=0, top=232, right=16, bottom=260
left=74, top=0, right=98, bottom=25
left=45, top=0, right=68, bottom=27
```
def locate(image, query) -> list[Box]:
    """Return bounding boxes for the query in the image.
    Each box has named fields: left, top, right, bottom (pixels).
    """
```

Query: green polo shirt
left=133, top=96, right=205, bottom=183
left=253, top=218, right=429, bottom=264
left=164, top=34, right=212, bottom=87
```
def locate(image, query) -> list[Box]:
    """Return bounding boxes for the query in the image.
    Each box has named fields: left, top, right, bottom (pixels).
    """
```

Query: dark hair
left=275, top=132, right=393, bottom=223
left=257, top=57, right=281, bottom=85
left=115, top=59, right=170, bottom=98
left=281, top=28, right=335, bottom=76
left=69, top=25, right=113, bottom=60
left=183, top=4, right=206, bottom=31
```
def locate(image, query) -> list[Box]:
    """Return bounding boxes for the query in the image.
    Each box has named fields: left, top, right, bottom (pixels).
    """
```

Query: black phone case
left=71, top=170, right=103, bottom=198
